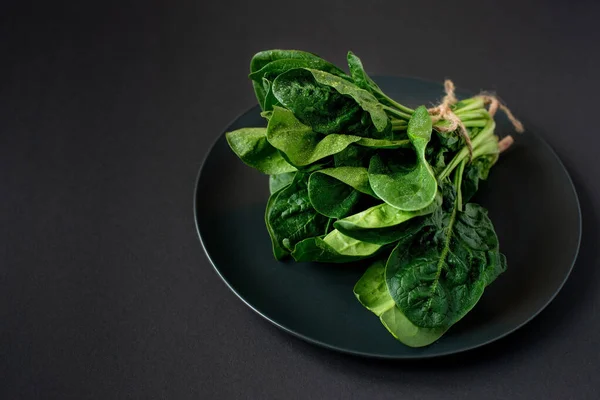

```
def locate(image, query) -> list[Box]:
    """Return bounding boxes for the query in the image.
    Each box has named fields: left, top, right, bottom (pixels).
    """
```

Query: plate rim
left=193, top=76, right=582, bottom=359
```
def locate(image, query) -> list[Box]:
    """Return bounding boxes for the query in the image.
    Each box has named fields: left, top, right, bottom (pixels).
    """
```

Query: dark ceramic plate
left=195, top=76, right=581, bottom=359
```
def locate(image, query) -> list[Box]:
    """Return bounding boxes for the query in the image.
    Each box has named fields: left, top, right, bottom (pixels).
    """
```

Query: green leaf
left=307, top=68, right=390, bottom=133
left=461, top=155, right=495, bottom=202
left=266, top=107, right=362, bottom=167
left=272, top=68, right=391, bottom=138
left=226, top=127, right=297, bottom=174
left=347, top=51, right=383, bottom=93
left=250, top=58, right=348, bottom=111
left=308, top=167, right=377, bottom=218
left=334, top=194, right=440, bottom=245
left=356, top=137, right=410, bottom=149
left=354, top=259, right=395, bottom=315
left=250, top=50, right=333, bottom=108
left=368, top=106, right=437, bottom=211
left=385, top=199, right=506, bottom=329
left=265, top=172, right=329, bottom=259
left=291, top=229, right=382, bottom=263
left=269, top=172, right=295, bottom=194
left=333, top=145, right=375, bottom=168
left=249, top=58, right=347, bottom=84
left=354, top=260, right=447, bottom=347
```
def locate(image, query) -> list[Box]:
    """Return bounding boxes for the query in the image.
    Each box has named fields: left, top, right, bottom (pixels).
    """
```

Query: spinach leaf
left=334, top=194, right=441, bottom=245
left=291, top=229, right=383, bottom=263
left=265, top=172, right=329, bottom=259
left=266, top=106, right=362, bottom=167
left=347, top=51, right=383, bottom=94
left=368, top=106, right=437, bottom=211
left=250, top=50, right=331, bottom=108
left=250, top=58, right=348, bottom=111
left=356, top=137, right=410, bottom=149
left=307, top=68, right=391, bottom=134
left=385, top=196, right=507, bottom=329
left=308, top=167, right=378, bottom=218
left=334, top=145, right=375, bottom=168
left=226, top=127, right=297, bottom=174
left=354, top=260, right=447, bottom=347
left=461, top=155, right=495, bottom=202
left=269, top=172, right=295, bottom=194
left=272, top=68, right=392, bottom=138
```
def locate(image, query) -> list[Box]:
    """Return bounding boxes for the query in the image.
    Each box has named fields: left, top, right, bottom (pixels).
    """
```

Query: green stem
left=438, top=119, right=496, bottom=181
left=455, top=160, right=466, bottom=211
left=454, top=97, right=484, bottom=113
left=382, top=105, right=412, bottom=120
left=375, top=91, right=415, bottom=115
left=463, top=119, right=488, bottom=128
left=455, top=110, right=490, bottom=121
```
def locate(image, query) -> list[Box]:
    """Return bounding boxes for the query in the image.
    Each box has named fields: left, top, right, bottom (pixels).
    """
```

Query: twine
left=428, top=80, right=524, bottom=157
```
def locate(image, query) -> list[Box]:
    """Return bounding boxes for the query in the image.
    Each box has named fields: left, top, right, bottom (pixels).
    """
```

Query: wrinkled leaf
left=272, top=68, right=391, bottom=138
left=354, top=260, right=447, bottom=347
left=461, top=155, right=495, bottom=202
left=386, top=201, right=506, bottom=329
left=265, top=173, right=329, bottom=259
left=250, top=50, right=331, bottom=108
left=250, top=58, right=348, bottom=111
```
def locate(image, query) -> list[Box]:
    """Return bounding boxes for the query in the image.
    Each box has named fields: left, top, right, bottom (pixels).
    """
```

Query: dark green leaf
left=354, top=260, right=447, bottom=347
left=272, top=68, right=391, bottom=138
left=250, top=50, right=330, bottom=108
left=334, top=145, right=375, bottom=168
left=461, top=155, right=495, bottom=202
left=307, top=68, right=391, bottom=134
left=265, top=172, right=329, bottom=259
left=385, top=201, right=506, bottom=329
left=347, top=51, right=383, bottom=93
left=308, top=167, right=377, bottom=218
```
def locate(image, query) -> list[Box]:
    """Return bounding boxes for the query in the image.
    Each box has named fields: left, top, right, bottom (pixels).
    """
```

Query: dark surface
left=1, top=0, right=599, bottom=398
left=196, top=77, right=581, bottom=358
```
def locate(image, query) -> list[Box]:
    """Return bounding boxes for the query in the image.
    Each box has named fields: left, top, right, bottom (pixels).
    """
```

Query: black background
left=2, top=1, right=599, bottom=398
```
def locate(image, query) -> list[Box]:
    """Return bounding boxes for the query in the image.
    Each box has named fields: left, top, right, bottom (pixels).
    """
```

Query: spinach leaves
left=368, top=106, right=437, bottom=211
left=226, top=49, right=518, bottom=348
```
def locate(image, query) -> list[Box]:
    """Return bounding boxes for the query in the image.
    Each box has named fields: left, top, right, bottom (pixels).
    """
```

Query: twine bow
left=427, top=80, right=524, bottom=157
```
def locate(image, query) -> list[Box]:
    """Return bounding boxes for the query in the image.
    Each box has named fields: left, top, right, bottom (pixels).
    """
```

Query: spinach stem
left=382, top=105, right=412, bottom=120
left=375, top=91, right=415, bottom=115
left=463, top=119, right=488, bottom=128
left=454, top=97, right=485, bottom=114
left=455, top=110, right=490, bottom=121
left=455, top=160, right=466, bottom=211
left=438, top=119, right=496, bottom=181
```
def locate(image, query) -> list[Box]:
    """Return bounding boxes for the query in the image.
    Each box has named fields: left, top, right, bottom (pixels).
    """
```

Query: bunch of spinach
left=225, top=49, right=520, bottom=347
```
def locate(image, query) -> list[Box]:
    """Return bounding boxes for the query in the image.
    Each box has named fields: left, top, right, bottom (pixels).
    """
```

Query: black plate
left=194, top=76, right=581, bottom=358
